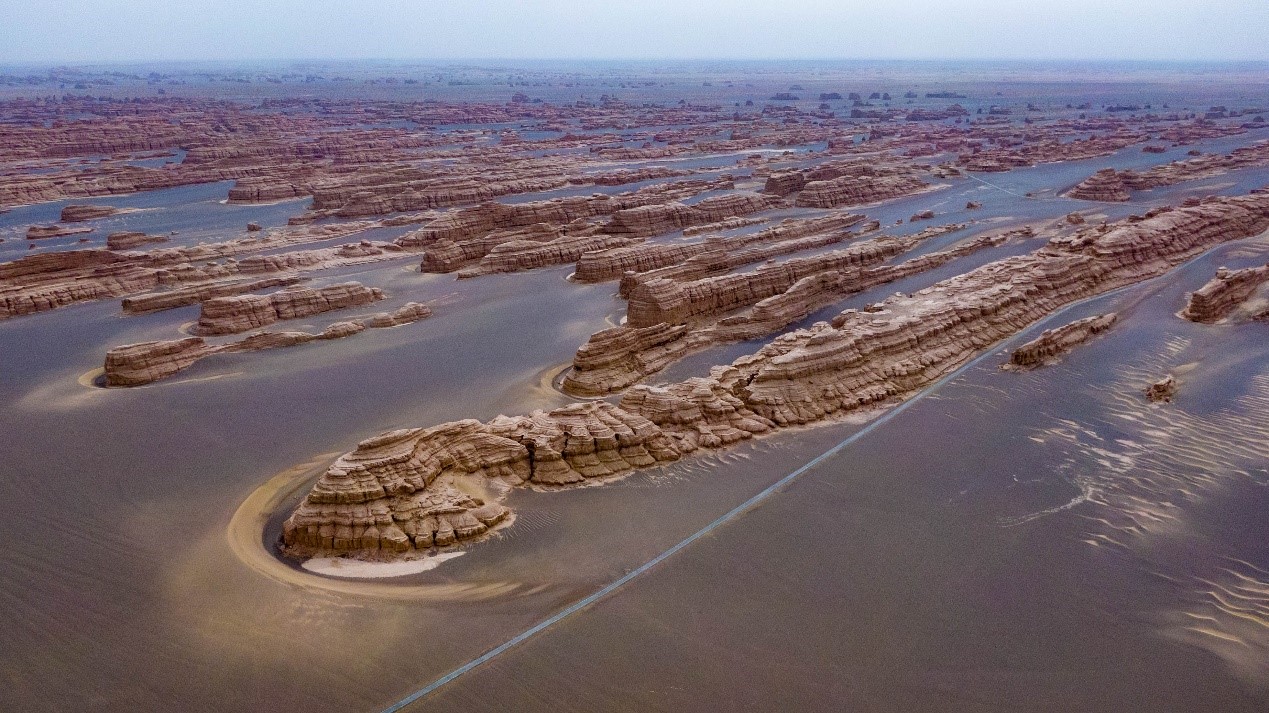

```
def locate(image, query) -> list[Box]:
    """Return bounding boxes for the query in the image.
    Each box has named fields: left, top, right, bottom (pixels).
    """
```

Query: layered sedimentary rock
left=280, top=401, right=687, bottom=555
left=577, top=213, right=865, bottom=285
left=59, top=204, right=120, bottom=222
left=624, top=224, right=963, bottom=327
left=192, top=282, right=384, bottom=335
left=103, top=337, right=212, bottom=386
left=1, top=215, right=415, bottom=320
left=406, top=178, right=736, bottom=272
left=1006, top=313, right=1118, bottom=369
left=794, top=175, right=929, bottom=208
left=1181, top=263, right=1269, bottom=322
left=604, top=192, right=777, bottom=238
left=105, top=231, right=169, bottom=250
left=104, top=301, right=431, bottom=386
left=1066, top=168, right=1131, bottom=202
left=457, top=234, right=638, bottom=278
left=281, top=191, right=1269, bottom=560
left=120, top=276, right=304, bottom=314
left=419, top=223, right=568, bottom=273
left=564, top=227, right=1018, bottom=396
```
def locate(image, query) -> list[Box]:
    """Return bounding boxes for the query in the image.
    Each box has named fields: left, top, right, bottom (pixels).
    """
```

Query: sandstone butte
left=104, top=302, right=431, bottom=386
left=279, top=190, right=1269, bottom=559
left=1005, top=313, right=1118, bottom=369
left=1180, top=263, right=1269, bottom=322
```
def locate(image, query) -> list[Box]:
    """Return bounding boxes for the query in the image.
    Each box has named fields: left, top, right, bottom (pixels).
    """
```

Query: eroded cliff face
left=1181, top=264, right=1269, bottom=322
left=280, top=191, right=1269, bottom=560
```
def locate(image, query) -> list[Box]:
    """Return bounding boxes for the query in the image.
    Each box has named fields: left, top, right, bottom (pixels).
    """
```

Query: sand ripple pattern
left=1032, top=338, right=1269, bottom=683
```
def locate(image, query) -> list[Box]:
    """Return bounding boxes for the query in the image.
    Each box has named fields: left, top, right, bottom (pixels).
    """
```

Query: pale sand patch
left=303, top=551, right=466, bottom=579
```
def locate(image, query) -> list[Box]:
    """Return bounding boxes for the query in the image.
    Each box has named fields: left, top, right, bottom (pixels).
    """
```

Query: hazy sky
left=3, top=0, right=1268, bottom=64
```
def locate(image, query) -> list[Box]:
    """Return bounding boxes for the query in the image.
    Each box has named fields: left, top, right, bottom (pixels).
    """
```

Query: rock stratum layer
left=280, top=191, right=1269, bottom=560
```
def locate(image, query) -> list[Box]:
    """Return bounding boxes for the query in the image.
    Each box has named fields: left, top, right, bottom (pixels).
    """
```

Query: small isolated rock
left=965, top=201, right=982, bottom=210
left=246, top=222, right=262, bottom=232
left=1145, top=375, right=1177, bottom=403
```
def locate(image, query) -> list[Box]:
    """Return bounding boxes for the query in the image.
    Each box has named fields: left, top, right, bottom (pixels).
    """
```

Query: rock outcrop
left=1066, top=168, right=1131, bottom=202
left=59, top=205, right=120, bottom=222
left=192, top=282, right=385, bottom=335
left=591, top=213, right=868, bottom=289
left=26, top=224, right=93, bottom=240
left=103, top=337, right=213, bottom=386
left=1146, top=375, right=1178, bottom=403
left=624, top=225, right=962, bottom=328
left=280, top=401, right=686, bottom=555
left=1181, top=264, right=1269, bottom=322
left=1006, top=313, right=1117, bottom=369
left=105, top=231, right=169, bottom=250
left=794, top=175, right=929, bottom=208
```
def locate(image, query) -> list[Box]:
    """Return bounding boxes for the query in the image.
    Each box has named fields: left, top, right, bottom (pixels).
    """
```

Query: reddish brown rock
left=279, top=401, right=682, bottom=556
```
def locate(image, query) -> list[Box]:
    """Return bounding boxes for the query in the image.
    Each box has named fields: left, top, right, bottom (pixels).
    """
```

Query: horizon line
left=5, top=56, right=1269, bottom=68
